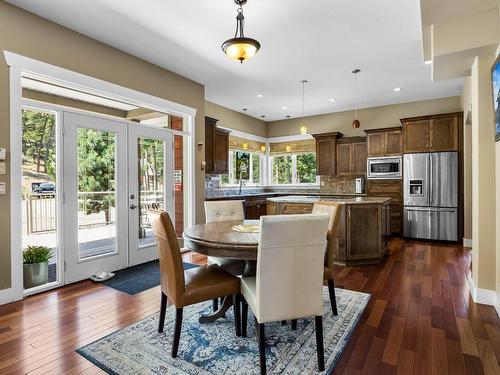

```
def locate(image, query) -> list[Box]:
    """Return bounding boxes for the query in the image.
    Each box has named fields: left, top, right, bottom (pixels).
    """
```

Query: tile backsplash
left=319, top=176, right=357, bottom=194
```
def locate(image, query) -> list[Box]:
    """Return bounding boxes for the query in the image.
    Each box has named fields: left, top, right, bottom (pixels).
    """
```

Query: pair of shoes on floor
left=90, top=271, right=115, bottom=282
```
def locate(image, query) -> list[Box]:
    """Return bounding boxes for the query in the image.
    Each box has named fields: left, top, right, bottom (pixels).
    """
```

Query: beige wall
left=0, top=2, right=206, bottom=291
left=266, top=96, right=461, bottom=137
left=461, top=77, right=473, bottom=241
left=471, top=53, right=496, bottom=292
left=204, top=101, right=267, bottom=137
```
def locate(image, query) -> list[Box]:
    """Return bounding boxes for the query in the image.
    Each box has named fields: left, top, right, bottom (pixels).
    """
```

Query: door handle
left=130, top=204, right=138, bottom=209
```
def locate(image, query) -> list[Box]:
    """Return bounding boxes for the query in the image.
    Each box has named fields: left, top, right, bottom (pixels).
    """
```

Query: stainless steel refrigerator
left=403, top=152, right=458, bottom=241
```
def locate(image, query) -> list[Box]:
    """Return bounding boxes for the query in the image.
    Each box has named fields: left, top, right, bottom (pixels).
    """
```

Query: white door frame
left=3, top=50, right=197, bottom=305
left=128, top=123, right=174, bottom=266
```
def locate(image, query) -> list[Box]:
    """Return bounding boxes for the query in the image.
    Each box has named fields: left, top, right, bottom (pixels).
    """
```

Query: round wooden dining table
left=183, top=219, right=260, bottom=323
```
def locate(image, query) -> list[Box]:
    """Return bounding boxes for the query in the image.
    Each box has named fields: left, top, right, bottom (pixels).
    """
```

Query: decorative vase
left=23, top=261, right=49, bottom=289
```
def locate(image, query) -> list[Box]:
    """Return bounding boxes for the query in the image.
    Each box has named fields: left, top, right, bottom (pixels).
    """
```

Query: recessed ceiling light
left=257, top=94, right=263, bottom=98
left=424, top=60, right=432, bottom=65
left=393, top=87, right=401, bottom=92
left=281, top=106, right=287, bottom=110
left=260, top=115, right=266, bottom=118
left=242, top=108, right=248, bottom=111
left=329, top=98, right=336, bottom=102
left=286, top=115, right=291, bottom=118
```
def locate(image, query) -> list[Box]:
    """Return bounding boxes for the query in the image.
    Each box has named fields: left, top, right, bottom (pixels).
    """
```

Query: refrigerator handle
left=428, top=154, right=432, bottom=206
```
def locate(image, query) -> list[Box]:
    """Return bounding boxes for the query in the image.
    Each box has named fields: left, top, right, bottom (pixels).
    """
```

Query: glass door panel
left=63, top=112, right=128, bottom=284
left=137, top=137, right=165, bottom=247
left=21, top=107, right=61, bottom=291
left=128, top=124, right=173, bottom=266
left=77, top=128, right=118, bottom=259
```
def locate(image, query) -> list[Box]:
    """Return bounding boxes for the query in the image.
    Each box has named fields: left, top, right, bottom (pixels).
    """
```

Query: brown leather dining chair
left=148, top=210, right=242, bottom=358
left=312, top=201, right=342, bottom=316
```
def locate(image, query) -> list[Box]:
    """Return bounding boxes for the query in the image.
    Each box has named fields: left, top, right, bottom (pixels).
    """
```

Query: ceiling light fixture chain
left=234, top=2, right=245, bottom=38
left=222, top=0, right=261, bottom=63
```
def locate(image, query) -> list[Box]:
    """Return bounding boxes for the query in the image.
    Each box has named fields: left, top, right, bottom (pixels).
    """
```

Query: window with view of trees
left=271, top=152, right=317, bottom=185
left=220, top=150, right=263, bottom=186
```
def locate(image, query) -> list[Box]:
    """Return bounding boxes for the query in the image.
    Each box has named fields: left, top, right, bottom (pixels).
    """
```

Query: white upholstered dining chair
left=312, top=201, right=342, bottom=316
left=204, top=200, right=246, bottom=310
left=240, top=214, right=329, bottom=374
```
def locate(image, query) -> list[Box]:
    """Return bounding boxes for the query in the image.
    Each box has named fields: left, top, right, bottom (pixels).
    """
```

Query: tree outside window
left=271, top=152, right=317, bottom=185
left=296, top=153, right=317, bottom=183
left=272, top=155, right=292, bottom=184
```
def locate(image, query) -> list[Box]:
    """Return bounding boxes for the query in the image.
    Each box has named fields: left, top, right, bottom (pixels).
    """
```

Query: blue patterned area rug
left=77, top=288, right=370, bottom=374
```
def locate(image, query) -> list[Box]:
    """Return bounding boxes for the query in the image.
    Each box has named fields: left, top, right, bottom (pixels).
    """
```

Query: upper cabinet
left=364, top=126, right=403, bottom=157
left=311, top=132, right=343, bottom=176
left=336, top=137, right=367, bottom=176
left=401, top=112, right=462, bottom=153
left=205, top=116, right=230, bottom=174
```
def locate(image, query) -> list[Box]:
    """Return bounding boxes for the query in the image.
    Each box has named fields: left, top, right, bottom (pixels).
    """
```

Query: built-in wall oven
left=367, top=156, right=402, bottom=179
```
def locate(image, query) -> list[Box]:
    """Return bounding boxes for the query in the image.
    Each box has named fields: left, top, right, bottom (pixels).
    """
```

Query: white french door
left=63, top=112, right=128, bottom=283
left=128, top=124, right=173, bottom=266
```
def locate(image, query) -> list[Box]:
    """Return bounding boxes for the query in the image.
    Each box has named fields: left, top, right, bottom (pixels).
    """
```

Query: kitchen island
left=267, top=195, right=392, bottom=266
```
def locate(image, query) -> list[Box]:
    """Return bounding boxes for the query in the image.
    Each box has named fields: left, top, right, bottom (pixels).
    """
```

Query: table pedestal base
left=199, top=296, right=233, bottom=323
left=198, top=260, right=256, bottom=324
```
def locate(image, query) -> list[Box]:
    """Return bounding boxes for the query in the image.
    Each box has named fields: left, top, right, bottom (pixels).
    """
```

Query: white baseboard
left=463, top=238, right=472, bottom=247
left=496, top=298, right=500, bottom=317
left=467, top=276, right=498, bottom=310
left=0, top=287, right=22, bottom=305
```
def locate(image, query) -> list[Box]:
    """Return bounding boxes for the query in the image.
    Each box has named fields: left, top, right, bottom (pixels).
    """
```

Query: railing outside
left=24, top=190, right=165, bottom=235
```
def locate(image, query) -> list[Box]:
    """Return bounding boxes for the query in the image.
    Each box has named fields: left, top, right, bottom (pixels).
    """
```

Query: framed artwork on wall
left=491, top=53, right=500, bottom=142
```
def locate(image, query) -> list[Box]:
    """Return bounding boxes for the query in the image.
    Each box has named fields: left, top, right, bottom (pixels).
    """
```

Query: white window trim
left=214, top=127, right=319, bottom=189
left=269, top=152, right=320, bottom=187
left=220, top=150, right=265, bottom=187
left=2, top=50, right=197, bottom=305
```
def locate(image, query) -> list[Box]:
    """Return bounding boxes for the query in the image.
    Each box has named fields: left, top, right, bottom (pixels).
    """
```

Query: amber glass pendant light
left=299, top=80, right=308, bottom=134
left=352, top=69, right=361, bottom=129
left=222, top=0, right=261, bottom=63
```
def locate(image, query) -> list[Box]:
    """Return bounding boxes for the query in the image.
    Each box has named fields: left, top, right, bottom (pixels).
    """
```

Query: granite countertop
left=206, top=191, right=368, bottom=200
left=266, top=195, right=392, bottom=205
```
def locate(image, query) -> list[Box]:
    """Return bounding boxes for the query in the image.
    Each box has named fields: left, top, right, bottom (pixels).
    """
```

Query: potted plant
left=23, top=245, right=53, bottom=289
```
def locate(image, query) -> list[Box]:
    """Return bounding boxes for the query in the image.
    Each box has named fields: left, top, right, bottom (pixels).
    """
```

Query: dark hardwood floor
left=0, top=240, right=499, bottom=374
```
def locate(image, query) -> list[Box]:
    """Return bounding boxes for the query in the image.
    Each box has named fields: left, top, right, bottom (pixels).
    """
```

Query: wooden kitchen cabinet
left=205, top=116, right=230, bottom=174
left=430, top=115, right=459, bottom=151
left=401, top=112, right=461, bottom=153
left=336, top=142, right=352, bottom=175
left=367, top=179, right=402, bottom=235
left=267, top=198, right=390, bottom=265
left=312, top=132, right=343, bottom=176
left=346, top=204, right=383, bottom=261
left=244, top=198, right=267, bottom=219
left=352, top=141, right=368, bottom=175
left=335, top=137, right=367, bottom=176
left=365, top=126, right=403, bottom=157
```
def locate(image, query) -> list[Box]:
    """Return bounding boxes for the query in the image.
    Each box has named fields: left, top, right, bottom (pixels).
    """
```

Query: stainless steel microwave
left=367, top=156, right=402, bottom=179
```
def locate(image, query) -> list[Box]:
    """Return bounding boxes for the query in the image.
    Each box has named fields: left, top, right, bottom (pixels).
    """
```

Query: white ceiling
left=8, top=0, right=463, bottom=121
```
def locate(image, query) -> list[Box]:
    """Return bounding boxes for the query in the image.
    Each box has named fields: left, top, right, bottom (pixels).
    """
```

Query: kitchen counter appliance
left=367, top=156, right=402, bottom=179
left=403, top=152, right=458, bottom=241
